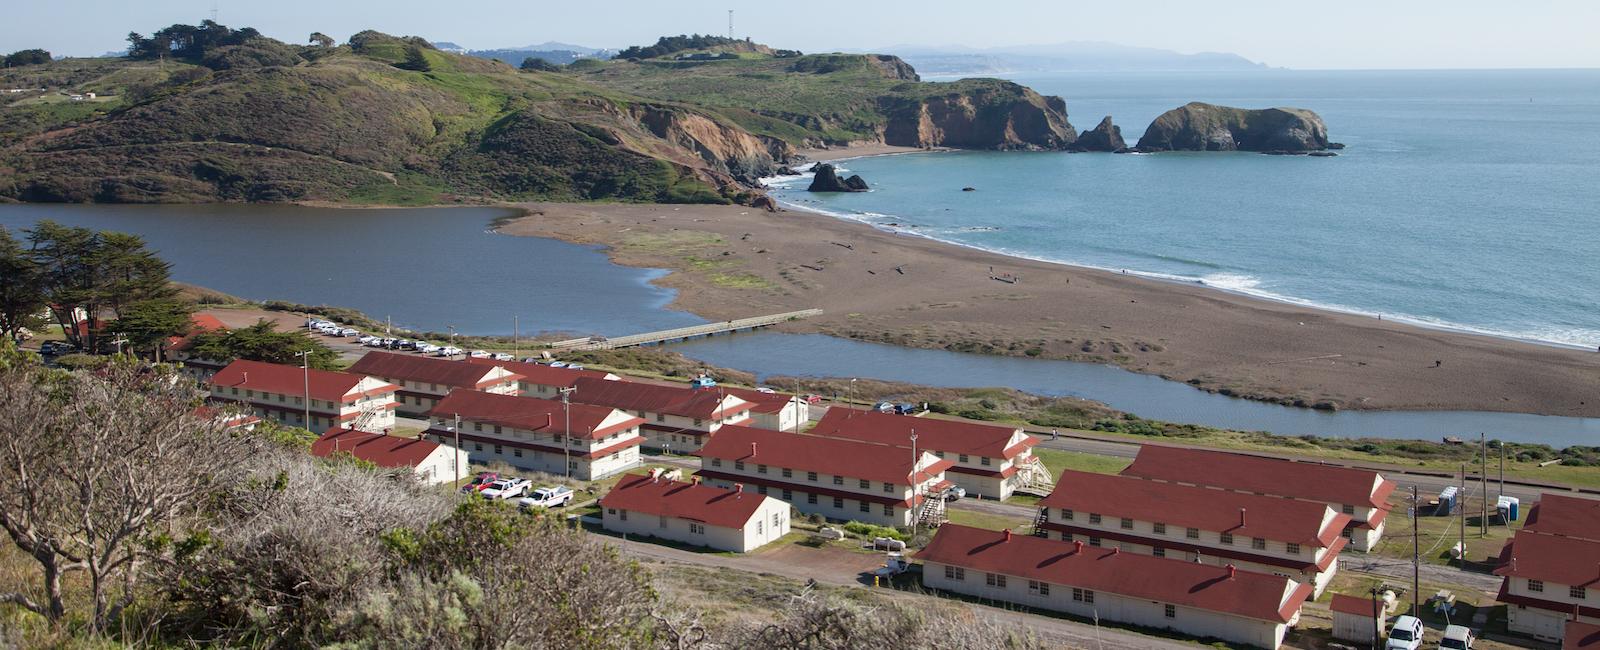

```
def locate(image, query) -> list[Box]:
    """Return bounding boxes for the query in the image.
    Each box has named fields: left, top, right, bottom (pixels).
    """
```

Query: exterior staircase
left=1011, top=456, right=1055, bottom=497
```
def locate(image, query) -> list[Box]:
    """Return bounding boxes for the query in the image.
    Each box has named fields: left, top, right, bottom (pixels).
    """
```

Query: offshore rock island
left=1133, top=102, right=1332, bottom=153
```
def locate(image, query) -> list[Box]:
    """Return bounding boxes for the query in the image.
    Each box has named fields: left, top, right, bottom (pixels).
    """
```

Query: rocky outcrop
left=1134, top=102, right=1329, bottom=152
left=880, top=81, right=1076, bottom=151
left=1067, top=116, right=1126, bottom=152
left=631, top=104, right=794, bottom=184
left=807, top=164, right=869, bottom=192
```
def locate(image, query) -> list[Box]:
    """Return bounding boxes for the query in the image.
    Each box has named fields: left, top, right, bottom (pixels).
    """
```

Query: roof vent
left=1110, top=547, right=1120, bottom=555
left=735, top=483, right=743, bottom=497
left=750, top=442, right=758, bottom=457
left=1226, top=564, right=1237, bottom=580
left=546, top=413, right=553, bottom=429
left=692, top=476, right=702, bottom=486
left=1239, top=507, right=1247, bottom=528
left=1002, top=528, right=1012, bottom=542
left=1073, top=540, right=1084, bottom=553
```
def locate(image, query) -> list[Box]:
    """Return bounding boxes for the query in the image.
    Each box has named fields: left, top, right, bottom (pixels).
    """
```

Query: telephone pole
left=727, top=10, right=734, bottom=40
left=1458, top=464, right=1466, bottom=569
left=1411, top=485, right=1420, bottom=618
left=1479, top=433, right=1488, bottom=536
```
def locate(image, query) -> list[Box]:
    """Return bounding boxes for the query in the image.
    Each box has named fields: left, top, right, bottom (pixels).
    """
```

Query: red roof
left=1567, top=621, right=1600, bottom=649
left=1121, top=445, right=1394, bottom=509
left=571, top=377, right=753, bottom=420
left=1041, top=470, right=1348, bottom=548
left=425, top=390, right=643, bottom=440
left=810, top=409, right=1034, bottom=459
left=348, top=351, right=522, bottom=389
left=719, top=386, right=801, bottom=415
left=168, top=313, right=227, bottom=349
left=1524, top=493, right=1600, bottom=541
left=696, top=425, right=953, bottom=485
left=1329, top=593, right=1379, bottom=617
left=464, top=357, right=616, bottom=389
left=210, top=359, right=395, bottom=403
left=916, top=525, right=1311, bottom=623
left=311, top=428, right=443, bottom=469
left=600, top=473, right=771, bottom=529
left=1495, top=529, right=1600, bottom=587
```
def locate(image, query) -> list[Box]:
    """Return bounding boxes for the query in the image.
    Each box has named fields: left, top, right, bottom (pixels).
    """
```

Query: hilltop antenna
left=728, top=10, right=734, bottom=40
left=210, top=0, right=219, bottom=23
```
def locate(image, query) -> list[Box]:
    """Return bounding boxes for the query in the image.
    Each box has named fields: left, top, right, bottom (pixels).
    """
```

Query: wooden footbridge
left=549, top=309, right=823, bottom=351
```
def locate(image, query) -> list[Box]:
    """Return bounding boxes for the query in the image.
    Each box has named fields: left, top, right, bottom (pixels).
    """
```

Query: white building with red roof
left=717, top=386, right=811, bottom=432
left=423, top=389, right=645, bottom=480
left=809, top=409, right=1043, bottom=500
left=312, top=428, right=467, bottom=485
left=569, top=377, right=754, bottom=453
left=694, top=425, right=953, bottom=528
left=1037, top=470, right=1350, bottom=597
left=600, top=470, right=790, bottom=552
left=463, top=357, right=620, bottom=397
left=1495, top=493, right=1600, bottom=641
left=1120, top=445, right=1396, bottom=551
left=347, top=351, right=521, bottom=417
left=166, top=313, right=230, bottom=375
left=208, top=360, right=399, bottom=432
left=917, top=524, right=1313, bottom=649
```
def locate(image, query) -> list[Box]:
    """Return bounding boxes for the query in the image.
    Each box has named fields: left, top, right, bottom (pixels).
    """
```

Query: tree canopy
left=186, top=319, right=339, bottom=369
left=21, top=221, right=178, bottom=352
left=397, top=45, right=432, bottom=72
left=0, top=227, right=48, bottom=342
left=615, top=34, right=741, bottom=60
left=519, top=56, right=560, bottom=72
left=2, top=49, right=51, bottom=67
left=108, top=298, right=194, bottom=359
left=126, top=20, right=262, bottom=61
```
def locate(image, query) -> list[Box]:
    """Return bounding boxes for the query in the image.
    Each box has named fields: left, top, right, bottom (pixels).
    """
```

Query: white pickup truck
left=518, top=486, right=576, bottom=509
left=479, top=478, right=532, bottom=500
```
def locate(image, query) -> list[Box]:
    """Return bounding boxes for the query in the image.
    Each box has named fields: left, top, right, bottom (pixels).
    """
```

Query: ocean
left=766, top=69, right=1600, bottom=349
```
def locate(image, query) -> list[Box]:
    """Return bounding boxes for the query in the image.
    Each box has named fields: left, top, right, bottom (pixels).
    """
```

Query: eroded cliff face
left=879, top=82, right=1077, bottom=150
left=631, top=105, right=794, bottom=184
left=1068, top=116, right=1127, bottom=152
left=1134, top=102, right=1329, bottom=152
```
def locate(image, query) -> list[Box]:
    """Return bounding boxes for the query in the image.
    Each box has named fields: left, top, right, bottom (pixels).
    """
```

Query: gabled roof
left=1494, top=529, right=1600, bottom=587
left=571, top=377, right=753, bottom=420
left=600, top=473, right=770, bottom=529
left=1567, top=621, right=1600, bottom=649
left=1041, top=470, right=1348, bottom=548
left=719, top=386, right=803, bottom=415
left=464, top=357, right=618, bottom=389
left=1523, top=493, right=1600, bottom=541
left=168, top=313, right=227, bottom=350
left=1329, top=593, right=1379, bottom=617
left=311, top=428, right=443, bottom=469
left=916, top=525, right=1311, bottom=623
left=810, top=409, right=1034, bottom=459
left=348, top=351, right=522, bottom=389
left=696, top=425, right=952, bottom=485
left=210, top=359, right=395, bottom=403
left=425, top=390, right=642, bottom=439
left=1120, top=445, right=1395, bottom=509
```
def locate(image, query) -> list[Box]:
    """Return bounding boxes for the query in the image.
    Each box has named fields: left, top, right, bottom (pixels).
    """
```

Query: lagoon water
left=770, top=69, right=1600, bottom=348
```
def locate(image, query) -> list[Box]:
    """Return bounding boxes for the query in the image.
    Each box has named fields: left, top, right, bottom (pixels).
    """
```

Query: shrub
left=842, top=521, right=906, bottom=541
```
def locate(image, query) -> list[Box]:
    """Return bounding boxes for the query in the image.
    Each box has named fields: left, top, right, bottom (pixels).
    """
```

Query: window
left=1061, top=531, right=1073, bottom=542
left=945, top=565, right=965, bottom=580
left=860, top=501, right=871, bottom=513
left=832, top=497, right=844, bottom=509
left=735, top=461, right=744, bottom=471
left=1062, top=509, right=1074, bottom=521
left=659, top=516, right=668, bottom=529
left=474, top=443, right=483, bottom=452
left=689, top=523, right=704, bottom=535
left=807, top=471, right=818, bottom=482
left=980, top=456, right=991, bottom=466
left=693, top=419, right=703, bottom=427
left=1186, top=527, right=1200, bottom=539
left=474, top=423, right=483, bottom=432
left=959, top=454, right=969, bottom=463
left=1088, top=537, right=1101, bottom=547
left=1072, top=588, right=1094, bottom=603
left=1120, top=518, right=1133, bottom=530
left=1572, top=586, right=1588, bottom=599
left=619, top=510, right=628, bottom=521
left=1251, top=538, right=1266, bottom=551
left=494, top=425, right=502, bottom=434
left=807, top=493, right=817, bottom=504
left=985, top=573, right=1007, bottom=588
left=833, top=475, right=844, bottom=485
left=607, top=508, right=616, bottom=515
left=1286, top=543, right=1300, bottom=555
left=758, top=464, right=768, bottom=474
left=757, top=485, right=768, bottom=495
left=1527, top=579, right=1543, bottom=593
left=756, top=520, right=763, bottom=534
left=711, top=458, right=722, bottom=467
left=883, top=482, right=894, bottom=493
left=1164, top=604, right=1176, bottom=619
left=1088, top=513, right=1101, bottom=525
left=859, top=479, right=870, bottom=489
left=882, top=504, right=893, bottom=516
left=656, top=413, right=666, bottom=422
left=513, top=449, right=523, bottom=458
left=773, top=513, right=782, bottom=527
left=1220, top=533, right=1234, bottom=545
left=1342, top=504, right=1356, bottom=515
left=782, top=489, right=792, bottom=500
left=1153, top=547, right=1166, bottom=558
left=493, top=445, right=503, bottom=455
left=1028, top=580, right=1050, bottom=596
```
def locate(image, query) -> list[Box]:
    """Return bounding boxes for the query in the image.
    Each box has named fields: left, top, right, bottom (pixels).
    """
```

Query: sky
left=4, top=0, right=1598, bottom=69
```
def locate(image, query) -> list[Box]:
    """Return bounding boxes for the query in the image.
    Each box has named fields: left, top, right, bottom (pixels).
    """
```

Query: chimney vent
left=1239, top=508, right=1247, bottom=528
left=735, top=483, right=743, bottom=497
left=1226, top=564, right=1237, bottom=580
left=546, top=413, right=552, bottom=429
left=1110, top=547, right=1120, bottom=555
left=750, top=442, right=757, bottom=457
left=1073, top=540, right=1084, bottom=553
left=1002, top=528, right=1012, bottom=542
left=692, top=476, right=702, bottom=486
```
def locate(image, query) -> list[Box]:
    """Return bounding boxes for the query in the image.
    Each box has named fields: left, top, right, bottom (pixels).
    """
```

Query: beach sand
left=499, top=201, right=1600, bottom=418
left=798, top=144, right=938, bottom=162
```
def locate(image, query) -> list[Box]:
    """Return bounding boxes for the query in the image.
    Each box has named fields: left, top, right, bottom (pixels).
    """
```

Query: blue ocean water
left=768, top=69, right=1600, bottom=348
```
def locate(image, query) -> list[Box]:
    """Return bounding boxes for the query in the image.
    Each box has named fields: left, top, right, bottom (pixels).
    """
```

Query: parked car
left=416, top=343, right=440, bottom=354
left=518, top=486, right=575, bottom=509
left=339, top=328, right=359, bottom=337
left=1386, top=615, right=1425, bottom=650
left=469, top=349, right=491, bottom=359
left=479, top=478, right=532, bottom=500
left=521, top=357, right=543, bottom=363
left=492, top=352, right=514, bottom=361
left=756, top=387, right=776, bottom=394
left=436, top=346, right=462, bottom=357
left=459, top=472, right=499, bottom=494
left=357, top=335, right=378, bottom=345
left=565, top=364, right=584, bottom=370
left=39, top=340, right=77, bottom=356
left=894, top=403, right=918, bottom=415
left=941, top=486, right=966, bottom=502
left=548, top=361, right=568, bottom=368
left=1438, top=625, right=1473, bottom=650
left=869, top=552, right=911, bottom=579
left=804, top=394, right=824, bottom=404
left=873, top=401, right=895, bottom=413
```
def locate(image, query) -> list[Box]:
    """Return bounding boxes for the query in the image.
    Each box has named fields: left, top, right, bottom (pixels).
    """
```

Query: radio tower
left=728, top=10, right=734, bottom=40
left=211, top=1, right=219, bottom=22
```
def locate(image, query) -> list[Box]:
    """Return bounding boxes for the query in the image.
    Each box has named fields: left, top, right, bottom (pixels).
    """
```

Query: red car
left=804, top=394, right=824, bottom=404
left=459, top=471, right=499, bottom=494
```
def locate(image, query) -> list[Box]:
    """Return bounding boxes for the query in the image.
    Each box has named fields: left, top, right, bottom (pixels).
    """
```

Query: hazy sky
left=5, top=0, right=1598, bottom=69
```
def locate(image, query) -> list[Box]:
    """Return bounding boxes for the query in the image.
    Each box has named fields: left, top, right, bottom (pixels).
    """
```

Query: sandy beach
left=798, top=144, right=940, bottom=162
left=499, top=201, right=1600, bottom=418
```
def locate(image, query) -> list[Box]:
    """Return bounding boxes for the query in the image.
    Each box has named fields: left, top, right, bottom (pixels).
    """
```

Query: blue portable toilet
left=690, top=376, right=717, bottom=390
left=1437, top=487, right=1458, bottom=516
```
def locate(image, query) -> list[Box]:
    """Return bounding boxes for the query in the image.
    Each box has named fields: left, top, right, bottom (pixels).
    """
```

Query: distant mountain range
left=864, top=41, right=1270, bottom=74
left=432, top=40, right=615, bottom=66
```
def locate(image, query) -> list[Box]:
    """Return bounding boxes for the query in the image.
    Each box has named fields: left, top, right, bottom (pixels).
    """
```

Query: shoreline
left=496, top=200, right=1600, bottom=419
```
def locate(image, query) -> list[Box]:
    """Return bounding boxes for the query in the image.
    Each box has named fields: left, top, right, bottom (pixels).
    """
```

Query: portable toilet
left=1496, top=495, right=1520, bottom=522
left=1436, top=486, right=1458, bottom=516
left=689, top=376, right=717, bottom=390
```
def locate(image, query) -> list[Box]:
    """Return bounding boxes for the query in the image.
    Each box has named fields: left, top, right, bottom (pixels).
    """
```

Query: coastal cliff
left=1134, top=102, right=1329, bottom=152
left=879, top=82, right=1076, bottom=150
left=1068, top=116, right=1127, bottom=152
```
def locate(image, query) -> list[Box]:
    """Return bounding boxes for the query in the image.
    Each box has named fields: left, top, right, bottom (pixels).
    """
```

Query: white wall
left=602, top=496, right=788, bottom=552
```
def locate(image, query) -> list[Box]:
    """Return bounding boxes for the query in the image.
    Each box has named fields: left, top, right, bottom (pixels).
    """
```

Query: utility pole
left=1411, top=485, right=1419, bottom=618
left=1370, top=587, right=1383, bottom=650
left=910, top=429, right=919, bottom=529
left=452, top=413, right=462, bottom=487
left=728, top=9, right=734, bottom=40
left=295, top=350, right=312, bottom=430
left=1498, top=441, right=1505, bottom=500
left=514, top=315, right=519, bottom=359
left=1459, top=464, right=1466, bottom=569
left=1480, top=432, right=1488, bottom=536
left=559, top=386, right=576, bottom=478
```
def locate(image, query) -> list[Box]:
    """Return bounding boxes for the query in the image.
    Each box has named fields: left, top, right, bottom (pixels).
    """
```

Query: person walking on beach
left=1051, top=429, right=1059, bottom=441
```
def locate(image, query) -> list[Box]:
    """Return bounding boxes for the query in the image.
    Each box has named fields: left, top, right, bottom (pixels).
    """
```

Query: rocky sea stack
left=1068, top=116, right=1127, bottom=152
left=1134, top=102, right=1330, bottom=152
left=807, top=164, right=869, bottom=192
